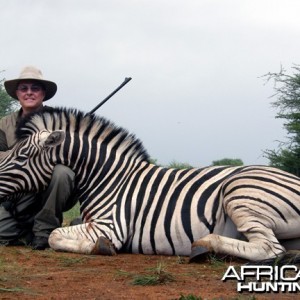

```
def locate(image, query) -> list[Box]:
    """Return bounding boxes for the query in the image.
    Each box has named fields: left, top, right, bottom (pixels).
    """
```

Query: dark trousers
left=0, top=165, right=78, bottom=244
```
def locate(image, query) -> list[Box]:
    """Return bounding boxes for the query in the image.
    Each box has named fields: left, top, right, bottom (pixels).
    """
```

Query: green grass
left=0, top=287, right=26, bottom=293
left=132, top=262, right=175, bottom=286
left=57, top=256, right=88, bottom=267
left=0, top=250, right=36, bottom=296
left=116, top=262, right=176, bottom=286
left=207, top=253, right=227, bottom=267
left=63, top=202, right=80, bottom=225
left=176, top=256, right=187, bottom=264
left=178, top=295, right=202, bottom=300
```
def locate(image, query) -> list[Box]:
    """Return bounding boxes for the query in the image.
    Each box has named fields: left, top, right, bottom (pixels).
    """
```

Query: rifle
left=89, top=77, right=132, bottom=114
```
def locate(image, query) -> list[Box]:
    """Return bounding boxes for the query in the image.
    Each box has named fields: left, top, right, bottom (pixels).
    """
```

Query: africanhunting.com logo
left=222, top=265, right=300, bottom=293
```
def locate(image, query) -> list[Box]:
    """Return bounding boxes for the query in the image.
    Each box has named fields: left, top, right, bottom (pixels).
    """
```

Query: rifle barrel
left=89, top=77, right=132, bottom=114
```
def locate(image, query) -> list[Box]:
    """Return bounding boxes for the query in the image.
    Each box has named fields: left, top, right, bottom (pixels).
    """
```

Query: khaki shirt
left=0, top=110, right=20, bottom=151
left=0, top=106, right=52, bottom=151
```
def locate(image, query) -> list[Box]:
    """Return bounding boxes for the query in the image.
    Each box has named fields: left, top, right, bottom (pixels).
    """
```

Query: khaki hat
left=4, top=66, right=57, bottom=101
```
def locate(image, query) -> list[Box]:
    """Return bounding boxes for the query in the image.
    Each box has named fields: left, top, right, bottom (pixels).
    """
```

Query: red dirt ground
left=0, top=246, right=298, bottom=300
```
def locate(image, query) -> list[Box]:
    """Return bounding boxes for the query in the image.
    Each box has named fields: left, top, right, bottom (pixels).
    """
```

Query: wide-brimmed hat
left=4, top=66, right=57, bottom=101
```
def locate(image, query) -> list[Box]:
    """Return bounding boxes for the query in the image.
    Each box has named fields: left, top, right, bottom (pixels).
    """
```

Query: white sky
left=1, top=0, right=299, bottom=167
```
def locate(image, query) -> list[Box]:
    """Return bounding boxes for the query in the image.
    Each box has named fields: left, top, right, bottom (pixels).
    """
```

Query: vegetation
left=131, top=262, right=175, bottom=286
left=178, top=295, right=202, bottom=300
left=167, top=160, right=193, bottom=169
left=0, top=74, right=18, bottom=118
left=150, top=159, right=193, bottom=169
left=212, top=158, right=243, bottom=166
left=57, top=256, right=88, bottom=267
left=207, top=253, right=227, bottom=268
left=150, top=158, right=244, bottom=169
left=63, top=202, right=80, bottom=225
left=264, top=65, right=300, bottom=176
left=116, top=262, right=175, bottom=286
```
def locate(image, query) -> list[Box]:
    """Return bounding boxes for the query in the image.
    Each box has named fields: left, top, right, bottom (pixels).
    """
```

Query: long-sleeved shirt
left=0, top=110, right=20, bottom=151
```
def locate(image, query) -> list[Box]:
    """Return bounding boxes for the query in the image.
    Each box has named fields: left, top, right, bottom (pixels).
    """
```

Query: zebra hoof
left=189, top=246, right=209, bottom=263
left=91, top=236, right=117, bottom=256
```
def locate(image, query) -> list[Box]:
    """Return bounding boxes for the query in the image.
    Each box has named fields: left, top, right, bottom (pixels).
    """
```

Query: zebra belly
left=130, top=233, right=194, bottom=256
left=129, top=218, right=212, bottom=256
left=274, top=217, right=300, bottom=239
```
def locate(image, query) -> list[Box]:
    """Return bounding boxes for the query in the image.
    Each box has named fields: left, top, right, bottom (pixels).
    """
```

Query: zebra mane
left=15, top=106, right=150, bottom=163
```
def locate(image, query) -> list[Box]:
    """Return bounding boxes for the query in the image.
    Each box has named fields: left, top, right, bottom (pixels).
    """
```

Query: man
left=0, top=66, right=78, bottom=250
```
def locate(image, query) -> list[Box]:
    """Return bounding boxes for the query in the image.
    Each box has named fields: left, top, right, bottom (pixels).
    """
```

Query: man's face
left=15, top=80, right=45, bottom=112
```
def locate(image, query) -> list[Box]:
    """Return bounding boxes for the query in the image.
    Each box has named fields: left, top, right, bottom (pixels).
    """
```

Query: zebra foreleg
left=49, top=224, right=98, bottom=254
left=49, top=223, right=118, bottom=255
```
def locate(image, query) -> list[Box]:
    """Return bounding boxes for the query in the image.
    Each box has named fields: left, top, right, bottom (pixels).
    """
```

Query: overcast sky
left=1, top=0, right=300, bottom=167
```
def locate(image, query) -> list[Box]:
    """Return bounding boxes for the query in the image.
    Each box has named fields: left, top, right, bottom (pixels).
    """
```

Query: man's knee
left=51, top=165, right=75, bottom=187
left=46, top=165, right=77, bottom=210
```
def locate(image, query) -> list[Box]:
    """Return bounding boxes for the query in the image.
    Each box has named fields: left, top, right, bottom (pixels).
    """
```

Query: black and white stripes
left=1, top=107, right=300, bottom=261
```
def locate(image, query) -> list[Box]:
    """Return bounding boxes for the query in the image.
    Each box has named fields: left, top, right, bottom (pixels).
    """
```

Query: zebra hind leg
left=191, top=228, right=286, bottom=262
left=190, top=216, right=243, bottom=263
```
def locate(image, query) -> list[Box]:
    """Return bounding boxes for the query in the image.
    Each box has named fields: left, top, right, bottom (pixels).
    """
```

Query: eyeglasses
left=17, top=84, right=43, bottom=93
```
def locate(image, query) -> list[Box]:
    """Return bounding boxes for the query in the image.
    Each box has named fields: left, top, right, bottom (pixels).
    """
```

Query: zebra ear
left=40, top=130, right=66, bottom=148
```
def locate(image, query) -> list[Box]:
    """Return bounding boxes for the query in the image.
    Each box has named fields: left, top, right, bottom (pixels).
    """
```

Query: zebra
left=0, top=106, right=300, bottom=263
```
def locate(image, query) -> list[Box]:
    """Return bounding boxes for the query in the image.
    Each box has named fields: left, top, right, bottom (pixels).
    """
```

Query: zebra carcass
left=0, top=107, right=300, bottom=264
